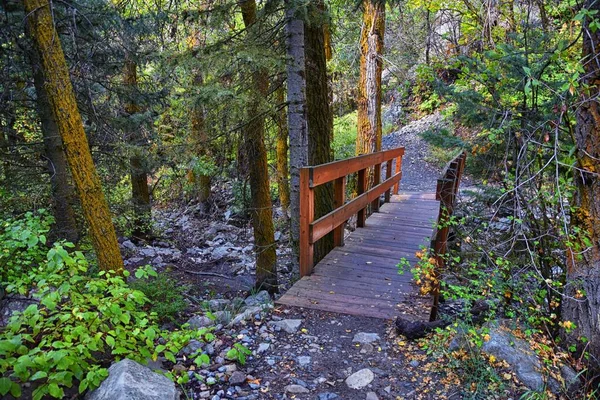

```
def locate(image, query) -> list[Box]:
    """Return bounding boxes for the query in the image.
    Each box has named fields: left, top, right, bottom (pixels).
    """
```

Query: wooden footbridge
left=277, top=147, right=466, bottom=320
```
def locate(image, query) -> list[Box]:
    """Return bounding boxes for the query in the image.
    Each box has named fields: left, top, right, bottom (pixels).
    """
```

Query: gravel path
left=382, top=113, right=448, bottom=192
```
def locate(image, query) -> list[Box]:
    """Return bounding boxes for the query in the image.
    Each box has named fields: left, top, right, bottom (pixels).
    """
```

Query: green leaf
left=106, top=335, right=115, bottom=348
left=0, top=378, right=12, bottom=396
left=10, top=382, right=22, bottom=397
left=30, top=371, right=48, bottom=381
left=119, top=313, right=131, bottom=324
left=48, top=383, right=64, bottom=398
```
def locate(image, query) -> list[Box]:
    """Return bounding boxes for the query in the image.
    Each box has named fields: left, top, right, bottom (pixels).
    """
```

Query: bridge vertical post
left=299, top=168, right=314, bottom=277
left=357, top=168, right=367, bottom=227
left=333, top=176, right=346, bottom=247
left=371, top=163, right=381, bottom=212
left=393, top=155, right=402, bottom=194
left=384, top=160, right=392, bottom=203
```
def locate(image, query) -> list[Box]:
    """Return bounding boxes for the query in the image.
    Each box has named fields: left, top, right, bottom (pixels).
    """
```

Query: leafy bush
left=333, top=111, right=357, bottom=160
left=130, top=272, right=188, bottom=323
left=0, top=212, right=212, bottom=399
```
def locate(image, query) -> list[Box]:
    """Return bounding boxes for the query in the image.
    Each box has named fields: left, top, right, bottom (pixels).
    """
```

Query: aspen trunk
left=563, top=0, right=600, bottom=362
left=124, top=58, right=151, bottom=240
left=23, top=0, right=123, bottom=272
left=275, top=84, right=290, bottom=216
left=241, top=0, right=278, bottom=292
left=306, top=0, right=334, bottom=264
left=285, top=0, right=308, bottom=269
left=30, top=48, right=79, bottom=244
left=356, top=0, right=385, bottom=201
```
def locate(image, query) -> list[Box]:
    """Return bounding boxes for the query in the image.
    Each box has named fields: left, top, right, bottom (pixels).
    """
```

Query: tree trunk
left=123, top=57, right=151, bottom=240
left=563, top=0, right=600, bottom=364
left=30, top=48, right=79, bottom=244
left=285, top=0, right=308, bottom=270
left=356, top=0, right=385, bottom=208
left=241, top=0, right=278, bottom=292
left=23, top=0, right=123, bottom=273
left=305, top=0, right=334, bottom=264
left=274, top=84, right=290, bottom=216
left=189, top=72, right=211, bottom=206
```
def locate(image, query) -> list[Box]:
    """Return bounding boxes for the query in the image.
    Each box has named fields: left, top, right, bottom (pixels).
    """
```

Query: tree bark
left=275, top=84, right=290, bottom=216
left=241, top=0, right=278, bottom=292
left=30, top=47, right=79, bottom=244
left=123, top=57, right=151, bottom=240
left=563, top=0, right=600, bottom=364
left=305, top=0, right=334, bottom=264
left=23, top=0, right=123, bottom=273
left=285, top=0, right=308, bottom=270
left=356, top=0, right=385, bottom=200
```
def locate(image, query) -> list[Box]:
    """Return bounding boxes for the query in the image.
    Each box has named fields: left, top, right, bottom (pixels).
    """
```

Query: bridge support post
left=300, top=168, right=314, bottom=277
left=393, top=155, right=402, bottom=194
left=384, top=160, right=392, bottom=203
left=333, top=176, right=346, bottom=247
left=357, top=168, right=367, bottom=227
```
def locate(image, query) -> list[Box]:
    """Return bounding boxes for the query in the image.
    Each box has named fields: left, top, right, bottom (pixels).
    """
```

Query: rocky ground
left=85, top=113, right=582, bottom=400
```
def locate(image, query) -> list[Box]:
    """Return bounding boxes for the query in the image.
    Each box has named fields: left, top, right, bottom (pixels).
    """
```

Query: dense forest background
left=1, top=0, right=600, bottom=398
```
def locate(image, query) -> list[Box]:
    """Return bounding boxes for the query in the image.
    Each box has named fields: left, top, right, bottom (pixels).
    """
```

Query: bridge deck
left=277, top=191, right=439, bottom=320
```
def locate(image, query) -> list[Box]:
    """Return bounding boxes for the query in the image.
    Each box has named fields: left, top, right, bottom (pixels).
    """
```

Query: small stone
left=318, top=393, right=339, bottom=400
left=345, top=369, right=375, bottom=389
left=352, top=332, right=380, bottom=344
left=206, top=377, right=216, bottom=385
left=366, top=392, right=379, bottom=400
left=229, top=371, right=246, bottom=386
left=208, top=299, right=231, bottom=311
left=285, top=384, right=310, bottom=394
left=409, top=360, right=419, bottom=368
left=186, top=315, right=214, bottom=329
left=297, top=356, right=311, bottom=367
left=269, top=319, right=303, bottom=333
left=257, top=343, right=270, bottom=353
left=181, top=339, right=203, bottom=356
left=244, top=291, right=271, bottom=307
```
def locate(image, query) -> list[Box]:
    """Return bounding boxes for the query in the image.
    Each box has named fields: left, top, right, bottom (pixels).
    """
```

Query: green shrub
left=333, top=111, right=357, bottom=160
left=0, top=212, right=212, bottom=399
left=130, top=273, right=188, bottom=323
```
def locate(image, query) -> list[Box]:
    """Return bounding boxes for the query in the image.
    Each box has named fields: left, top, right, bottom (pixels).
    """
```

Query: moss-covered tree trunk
left=274, top=84, right=290, bottom=216
left=123, top=58, right=151, bottom=240
left=23, top=0, right=123, bottom=272
left=306, top=0, right=334, bottom=264
left=563, top=0, right=600, bottom=363
left=30, top=48, right=79, bottom=244
left=241, top=0, right=278, bottom=292
left=356, top=0, right=385, bottom=200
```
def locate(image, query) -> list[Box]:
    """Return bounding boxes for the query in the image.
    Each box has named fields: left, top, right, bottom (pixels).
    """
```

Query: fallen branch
left=170, top=264, right=230, bottom=279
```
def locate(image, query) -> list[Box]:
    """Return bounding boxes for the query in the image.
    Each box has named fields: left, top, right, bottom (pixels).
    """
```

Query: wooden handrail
left=429, top=151, right=467, bottom=321
left=299, top=147, right=405, bottom=277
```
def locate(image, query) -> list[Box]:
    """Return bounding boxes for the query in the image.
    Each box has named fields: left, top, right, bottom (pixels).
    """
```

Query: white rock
left=269, top=319, right=302, bottom=333
left=85, top=359, right=178, bottom=400
left=352, top=332, right=380, bottom=344
left=285, top=384, right=310, bottom=394
left=345, top=368, right=374, bottom=389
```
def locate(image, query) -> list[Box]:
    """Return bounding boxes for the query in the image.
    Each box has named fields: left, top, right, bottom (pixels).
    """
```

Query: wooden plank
left=293, top=278, right=411, bottom=301
left=309, top=147, right=404, bottom=187
left=277, top=294, right=397, bottom=319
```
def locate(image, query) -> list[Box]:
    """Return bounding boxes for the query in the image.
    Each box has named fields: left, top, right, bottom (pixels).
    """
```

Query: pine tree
left=23, top=0, right=123, bottom=272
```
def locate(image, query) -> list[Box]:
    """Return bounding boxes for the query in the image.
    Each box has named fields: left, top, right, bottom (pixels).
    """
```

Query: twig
left=170, top=264, right=229, bottom=279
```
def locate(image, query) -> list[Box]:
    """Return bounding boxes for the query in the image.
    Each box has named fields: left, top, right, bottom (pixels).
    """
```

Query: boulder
left=86, top=359, right=178, bottom=400
left=269, top=319, right=303, bottom=334
left=352, top=332, right=380, bottom=344
left=244, top=290, right=271, bottom=307
left=186, top=315, right=214, bottom=329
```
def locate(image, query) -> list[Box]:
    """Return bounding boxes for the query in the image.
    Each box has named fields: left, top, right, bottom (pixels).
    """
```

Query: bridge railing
left=299, top=146, right=405, bottom=277
left=429, top=150, right=467, bottom=321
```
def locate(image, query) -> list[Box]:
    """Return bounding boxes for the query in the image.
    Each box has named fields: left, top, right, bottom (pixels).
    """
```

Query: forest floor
left=119, top=114, right=544, bottom=399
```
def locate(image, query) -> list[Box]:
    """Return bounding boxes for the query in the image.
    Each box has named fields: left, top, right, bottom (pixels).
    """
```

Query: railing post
left=357, top=168, right=367, bottom=227
left=371, top=163, right=381, bottom=212
left=333, top=176, right=346, bottom=247
left=299, top=168, right=314, bottom=277
left=393, top=155, right=402, bottom=195
left=384, top=160, right=392, bottom=203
